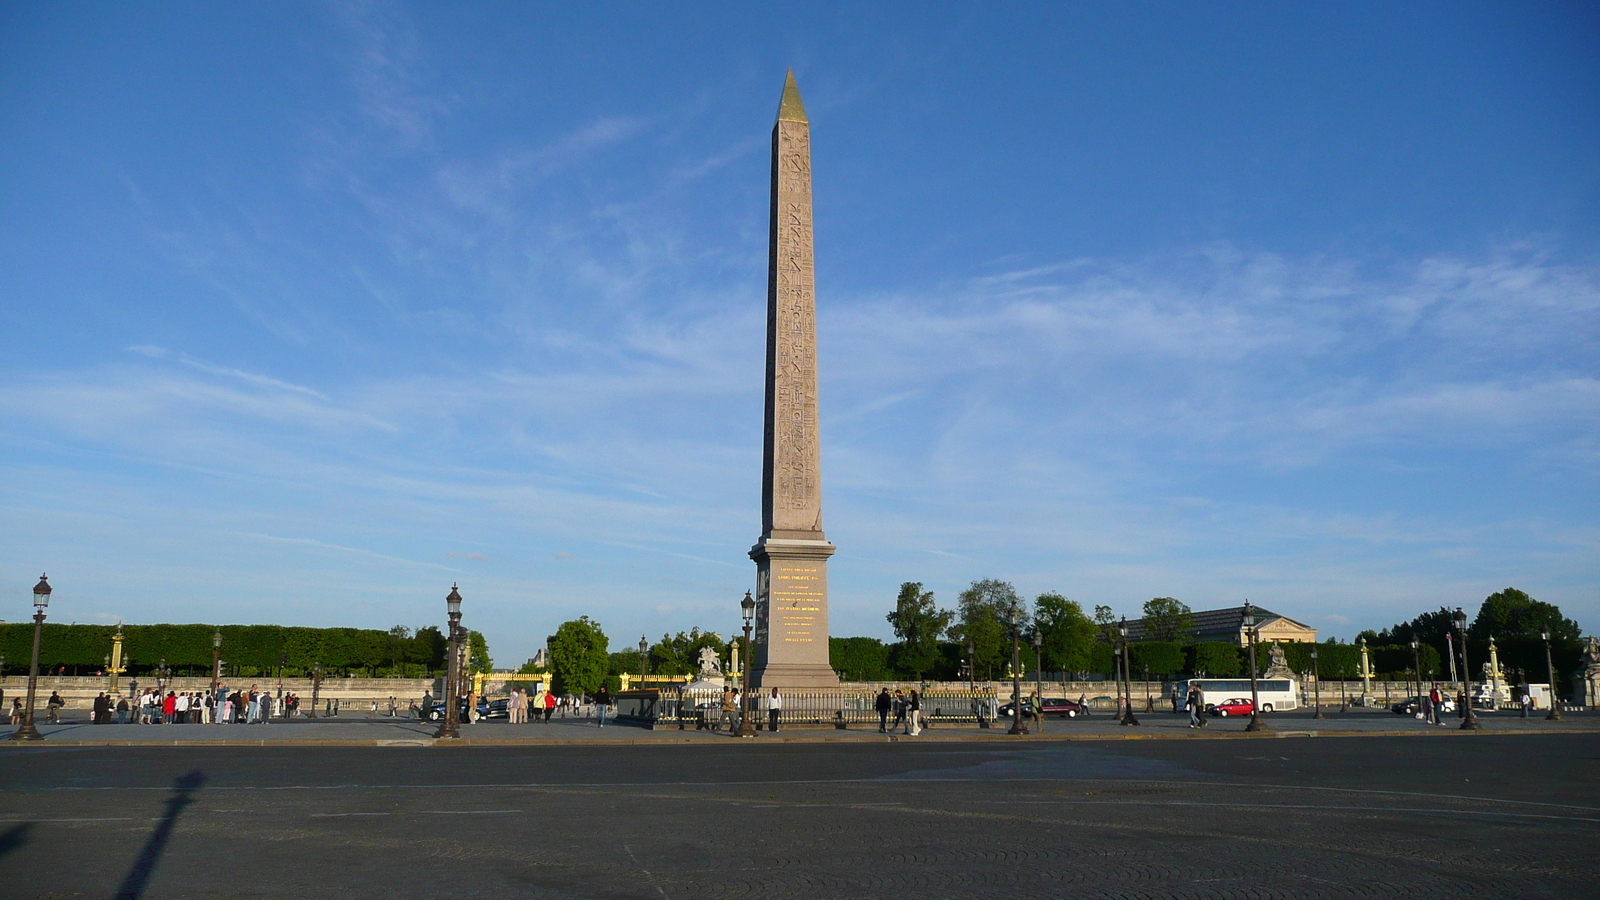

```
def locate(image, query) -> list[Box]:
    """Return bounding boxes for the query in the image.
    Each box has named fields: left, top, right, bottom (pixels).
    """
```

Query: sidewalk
left=4, top=707, right=1596, bottom=747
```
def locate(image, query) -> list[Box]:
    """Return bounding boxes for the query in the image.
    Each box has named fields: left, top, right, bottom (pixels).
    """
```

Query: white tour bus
left=1178, top=677, right=1299, bottom=712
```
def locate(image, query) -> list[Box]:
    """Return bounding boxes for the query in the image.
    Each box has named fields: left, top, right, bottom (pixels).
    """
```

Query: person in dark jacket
left=875, top=688, right=892, bottom=733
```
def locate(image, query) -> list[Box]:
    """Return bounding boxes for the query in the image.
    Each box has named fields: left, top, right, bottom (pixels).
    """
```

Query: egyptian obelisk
left=749, top=70, right=839, bottom=689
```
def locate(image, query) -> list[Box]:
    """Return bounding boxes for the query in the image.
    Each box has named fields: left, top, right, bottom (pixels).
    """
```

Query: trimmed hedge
left=0, top=622, right=449, bottom=678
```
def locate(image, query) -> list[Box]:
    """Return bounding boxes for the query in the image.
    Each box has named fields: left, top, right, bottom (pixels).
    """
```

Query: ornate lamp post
left=965, top=640, right=975, bottom=689
left=1453, top=607, right=1481, bottom=730
left=639, top=635, right=649, bottom=688
left=736, top=591, right=757, bottom=737
left=276, top=653, right=286, bottom=717
left=1541, top=627, right=1562, bottom=721
left=309, top=663, right=324, bottom=720
left=1310, top=647, right=1325, bottom=719
left=9, top=574, right=52, bottom=741
left=1409, top=637, right=1422, bottom=705
left=1032, top=632, right=1043, bottom=702
left=1007, top=604, right=1027, bottom=734
left=211, top=630, right=223, bottom=696
left=435, top=584, right=463, bottom=739
left=1117, top=617, right=1138, bottom=727
left=1339, top=660, right=1349, bottom=713
left=1242, top=601, right=1270, bottom=733
left=1142, top=663, right=1154, bottom=713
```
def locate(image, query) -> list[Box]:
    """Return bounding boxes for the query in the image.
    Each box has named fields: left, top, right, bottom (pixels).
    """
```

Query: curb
left=2, top=727, right=1594, bottom=749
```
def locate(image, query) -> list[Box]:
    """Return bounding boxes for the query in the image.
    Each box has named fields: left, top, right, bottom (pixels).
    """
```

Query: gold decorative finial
left=777, top=68, right=807, bottom=124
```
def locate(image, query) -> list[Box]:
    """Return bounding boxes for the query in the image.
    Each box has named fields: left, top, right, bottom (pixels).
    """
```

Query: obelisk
left=749, top=70, right=838, bottom=689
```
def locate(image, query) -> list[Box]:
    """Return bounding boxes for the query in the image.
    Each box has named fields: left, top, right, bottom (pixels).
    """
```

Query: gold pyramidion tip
left=777, top=68, right=807, bottom=124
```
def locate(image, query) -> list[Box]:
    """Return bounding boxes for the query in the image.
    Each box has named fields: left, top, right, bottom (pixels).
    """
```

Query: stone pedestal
left=750, top=537, right=837, bottom=689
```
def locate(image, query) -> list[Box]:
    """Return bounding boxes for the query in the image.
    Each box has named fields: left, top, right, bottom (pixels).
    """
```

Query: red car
left=1208, top=698, right=1255, bottom=717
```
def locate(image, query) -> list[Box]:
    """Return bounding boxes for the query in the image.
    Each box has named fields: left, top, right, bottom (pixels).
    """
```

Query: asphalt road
left=2, top=733, right=1596, bottom=899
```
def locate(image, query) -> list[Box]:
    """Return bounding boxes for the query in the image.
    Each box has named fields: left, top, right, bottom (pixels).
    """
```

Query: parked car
left=996, top=698, right=1085, bottom=720
left=1391, top=696, right=1457, bottom=715
left=425, top=698, right=490, bottom=722
left=1208, top=698, right=1255, bottom=717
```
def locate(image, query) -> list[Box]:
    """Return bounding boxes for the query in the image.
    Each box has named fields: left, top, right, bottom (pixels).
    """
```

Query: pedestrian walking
left=1028, top=690, right=1044, bottom=733
left=387, top=696, right=397, bottom=718
left=1186, top=684, right=1205, bottom=728
left=876, top=688, right=892, bottom=733
left=891, top=690, right=907, bottom=733
left=9, top=698, right=21, bottom=725
left=766, top=688, right=782, bottom=733
left=906, top=690, right=922, bottom=736
left=543, top=688, right=556, bottom=722
left=716, top=687, right=737, bottom=733
left=594, top=687, right=610, bottom=728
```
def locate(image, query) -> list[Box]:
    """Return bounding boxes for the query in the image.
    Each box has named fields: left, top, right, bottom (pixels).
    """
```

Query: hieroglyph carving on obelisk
left=749, top=70, right=839, bottom=689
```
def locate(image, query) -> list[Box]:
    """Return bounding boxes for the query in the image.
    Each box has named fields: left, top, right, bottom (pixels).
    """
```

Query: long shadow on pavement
left=114, top=769, right=206, bottom=900
left=0, top=822, right=32, bottom=862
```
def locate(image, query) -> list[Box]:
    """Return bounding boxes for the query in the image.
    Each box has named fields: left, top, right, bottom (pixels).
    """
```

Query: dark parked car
left=1391, top=695, right=1456, bottom=715
left=996, top=697, right=1085, bottom=719
left=425, top=698, right=490, bottom=722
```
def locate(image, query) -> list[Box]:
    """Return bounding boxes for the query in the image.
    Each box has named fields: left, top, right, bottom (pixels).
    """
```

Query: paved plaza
left=2, top=725, right=1596, bottom=899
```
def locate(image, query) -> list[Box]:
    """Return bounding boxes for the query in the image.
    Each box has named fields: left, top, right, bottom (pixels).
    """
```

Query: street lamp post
left=737, top=591, right=757, bottom=738
left=1007, top=604, right=1027, bottom=735
left=1410, top=638, right=1422, bottom=707
left=1339, top=661, right=1349, bottom=713
left=1032, top=632, right=1043, bottom=703
left=1142, top=664, right=1154, bottom=713
left=309, top=663, right=324, bottom=720
left=9, top=574, right=52, bottom=741
left=435, top=584, right=463, bottom=739
left=1118, top=617, right=1138, bottom=727
left=639, top=635, right=649, bottom=689
left=965, top=640, right=975, bottom=689
left=1310, top=647, right=1325, bottom=719
left=211, top=630, right=222, bottom=696
left=276, top=653, right=286, bottom=718
left=1243, top=601, right=1270, bottom=733
left=1453, top=607, right=1481, bottom=731
left=1357, top=636, right=1372, bottom=706
left=1542, top=627, right=1562, bottom=721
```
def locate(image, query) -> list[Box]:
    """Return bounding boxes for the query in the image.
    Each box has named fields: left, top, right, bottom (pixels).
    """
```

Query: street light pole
left=309, top=663, right=323, bottom=720
left=9, top=574, right=52, bottom=741
left=1453, top=607, right=1481, bottom=730
left=965, top=640, right=975, bottom=689
left=1542, top=627, right=1562, bottom=721
left=276, top=653, right=286, bottom=718
left=1410, top=638, right=1421, bottom=707
left=1032, top=632, right=1043, bottom=703
left=211, top=630, right=222, bottom=696
left=1243, top=601, right=1270, bottom=733
left=1310, top=647, right=1324, bottom=719
left=1007, top=604, right=1027, bottom=734
left=435, top=584, right=463, bottom=739
left=639, top=635, right=649, bottom=689
left=1118, top=617, right=1138, bottom=727
left=737, top=591, right=757, bottom=737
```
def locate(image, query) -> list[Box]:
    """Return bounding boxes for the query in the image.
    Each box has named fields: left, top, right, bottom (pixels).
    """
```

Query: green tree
left=466, top=630, right=492, bottom=675
left=1142, top=597, right=1194, bottom=642
left=646, top=628, right=726, bottom=679
left=949, top=579, right=1025, bottom=680
left=828, top=637, right=892, bottom=681
left=1032, top=593, right=1098, bottom=675
left=1190, top=641, right=1242, bottom=677
left=547, top=617, right=609, bottom=696
left=886, top=582, right=953, bottom=680
left=1130, top=641, right=1185, bottom=677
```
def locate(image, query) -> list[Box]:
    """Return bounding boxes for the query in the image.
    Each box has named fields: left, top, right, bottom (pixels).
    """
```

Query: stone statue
left=697, top=646, right=723, bottom=679
left=1584, top=636, right=1600, bottom=673
left=1264, top=640, right=1292, bottom=679
left=1578, top=636, right=1600, bottom=707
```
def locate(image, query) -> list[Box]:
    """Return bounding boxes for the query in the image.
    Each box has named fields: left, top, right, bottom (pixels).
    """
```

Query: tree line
left=0, top=622, right=493, bottom=679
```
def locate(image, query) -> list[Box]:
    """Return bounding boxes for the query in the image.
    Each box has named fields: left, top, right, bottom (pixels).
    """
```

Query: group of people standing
left=504, top=687, right=558, bottom=723
left=68, top=685, right=304, bottom=724
left=708, top=686, right=783, bottom=733
left=875, top=687, right=923, bottom=735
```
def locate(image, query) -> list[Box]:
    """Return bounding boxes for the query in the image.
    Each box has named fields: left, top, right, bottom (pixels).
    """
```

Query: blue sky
left=2, top=3, right=1596, bottom=668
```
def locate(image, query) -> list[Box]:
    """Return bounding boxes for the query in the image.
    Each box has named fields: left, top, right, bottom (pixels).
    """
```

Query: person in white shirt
left=174, top=692, right=190, bottom=724
left=766, top=688, right=782, bottom=733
